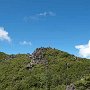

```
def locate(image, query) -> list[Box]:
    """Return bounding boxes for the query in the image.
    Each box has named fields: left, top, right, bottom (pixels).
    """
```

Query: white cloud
left=48, top=11, right=56, bottom=16
left=38, top=12, right=47, bottom=16
left=37, top=11, right=56, bottom=16
left=75, top=40, right=90, bottom=58
left=20, top=41, right=32, bottom=46
left=24, top=11, right=56, bottom=22
left=0, top=27, right=11, bottom=42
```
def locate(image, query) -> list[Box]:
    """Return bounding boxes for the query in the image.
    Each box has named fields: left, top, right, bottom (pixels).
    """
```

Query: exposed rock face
left=32, top=48, right=44, bottom=58
left=26, top=47, right=47, bottom=70
left=66, top=84, right=75, bottom=90
left=26, top=62, right=34, bottom=70
left=31, top=47, right=46, bottom=64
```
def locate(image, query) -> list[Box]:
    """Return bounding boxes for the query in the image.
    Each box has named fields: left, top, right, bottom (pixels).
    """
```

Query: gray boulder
left=66, top=84, right=75, bottom=90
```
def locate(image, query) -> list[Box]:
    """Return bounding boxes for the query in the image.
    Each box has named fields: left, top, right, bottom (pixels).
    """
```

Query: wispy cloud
left=37, top=11, right=56, bottom=16
left=0, top=27, right=11, bottom=42
left=24, top=11, right=56, bottom=22
left=20, top=41, right=32, bottom=46
left=75, top=40, right=90, bottom=59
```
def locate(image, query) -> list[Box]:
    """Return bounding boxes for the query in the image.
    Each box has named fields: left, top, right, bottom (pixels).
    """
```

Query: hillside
left=0, top=47, right=90, bottom=90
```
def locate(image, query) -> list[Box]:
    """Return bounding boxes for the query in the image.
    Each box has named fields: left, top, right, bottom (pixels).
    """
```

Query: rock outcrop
left=26, top=47, right=47, bottom=70
left=66, top=84, right=75, bottom=90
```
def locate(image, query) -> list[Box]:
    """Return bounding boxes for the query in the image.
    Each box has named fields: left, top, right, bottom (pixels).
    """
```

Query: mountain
left=0, top=47, right=90, bottom=90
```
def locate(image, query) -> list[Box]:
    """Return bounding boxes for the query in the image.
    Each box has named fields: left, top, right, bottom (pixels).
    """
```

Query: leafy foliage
left=0, top=52, right=9, bottom=61
left=0, top=47, right=90, bottom=90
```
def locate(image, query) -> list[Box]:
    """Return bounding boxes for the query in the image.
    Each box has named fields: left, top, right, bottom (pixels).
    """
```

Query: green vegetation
left=0, top=47, right=90, bottom=90
left=0, top=52, right=9, bottom=61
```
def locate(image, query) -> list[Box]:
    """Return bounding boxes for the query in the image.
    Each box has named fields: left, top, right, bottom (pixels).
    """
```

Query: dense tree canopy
left=0, top=47, right=90, bottom=90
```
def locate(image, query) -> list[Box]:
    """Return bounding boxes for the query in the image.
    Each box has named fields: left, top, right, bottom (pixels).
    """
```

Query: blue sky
left=0, top=0, right=90, bottom=58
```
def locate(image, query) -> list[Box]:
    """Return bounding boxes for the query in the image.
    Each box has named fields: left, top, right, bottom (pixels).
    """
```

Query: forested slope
left=0, top=47, right=90, bottom=90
